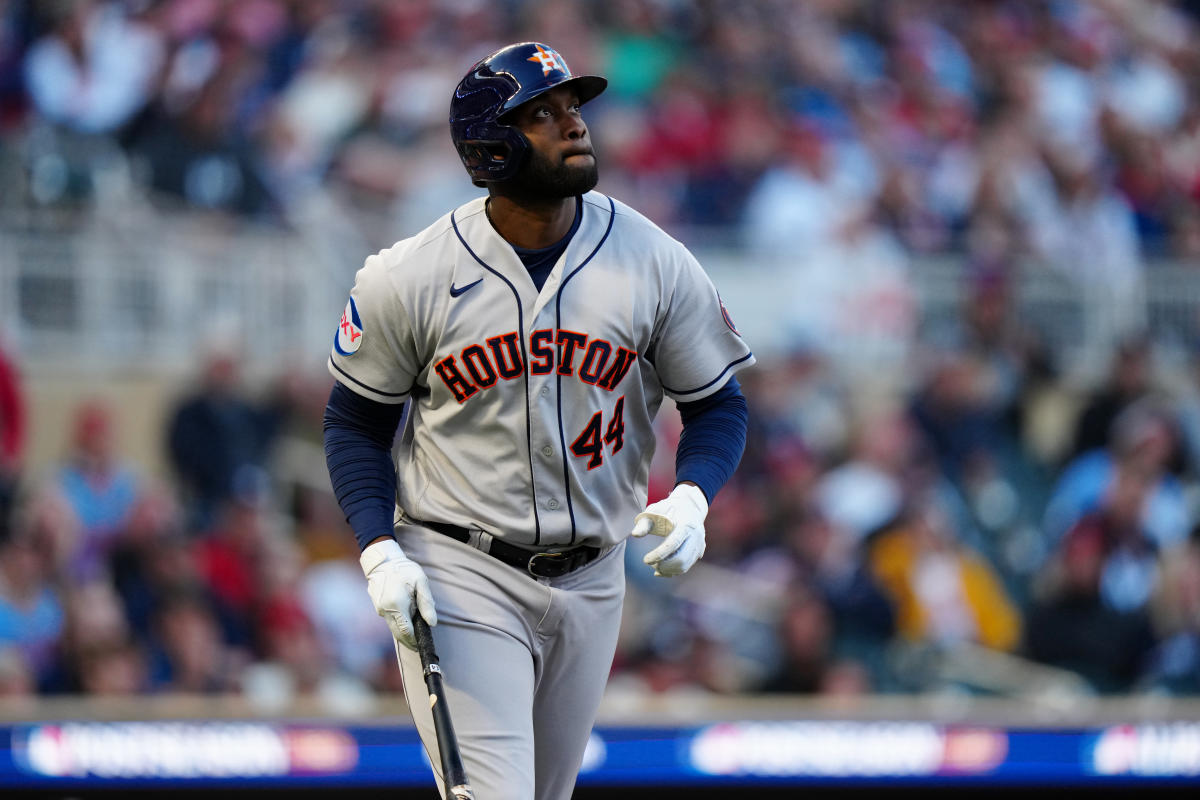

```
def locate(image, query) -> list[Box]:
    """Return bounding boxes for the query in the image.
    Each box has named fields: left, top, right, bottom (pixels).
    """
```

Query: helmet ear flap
left=455, top=128, right=530, bottom=186
left=456, top=143, right=493, bottom=188
left=457, top=142, right=503, bottom=169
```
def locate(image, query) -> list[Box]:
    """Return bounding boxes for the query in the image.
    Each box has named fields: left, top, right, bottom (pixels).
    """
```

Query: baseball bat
left=412, top=611, right=474, bottom=800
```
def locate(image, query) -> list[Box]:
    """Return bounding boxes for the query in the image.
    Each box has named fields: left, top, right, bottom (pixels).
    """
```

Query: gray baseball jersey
left=328, top=190, right=754, bottom=548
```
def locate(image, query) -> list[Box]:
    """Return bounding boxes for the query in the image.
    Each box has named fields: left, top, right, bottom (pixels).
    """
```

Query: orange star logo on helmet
left=527, top=44, right=567, bottom=76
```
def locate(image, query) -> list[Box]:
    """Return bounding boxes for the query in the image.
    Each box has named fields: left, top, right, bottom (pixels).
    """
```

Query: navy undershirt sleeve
left=674, top=375, right=748, bottom=503
left=323, top=381, right=406, bottom=552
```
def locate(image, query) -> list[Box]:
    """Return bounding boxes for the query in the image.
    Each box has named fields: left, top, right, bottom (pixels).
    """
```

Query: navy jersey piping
left=661, top=352, right=755, bottom=397
left=330, top=357, right=412, bottom=399
left=451, top=208, right=541, bottom=545
left=554, top=196, right=616, bottom=545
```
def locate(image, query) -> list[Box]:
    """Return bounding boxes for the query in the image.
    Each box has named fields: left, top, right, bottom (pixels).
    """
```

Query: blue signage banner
left=1, top=719, right=1198, bottom=789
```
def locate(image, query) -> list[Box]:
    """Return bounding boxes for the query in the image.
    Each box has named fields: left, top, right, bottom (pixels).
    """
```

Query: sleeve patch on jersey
left=719, top=294, right=740, bottom=336
left=334, top=297, right=364, bottom=356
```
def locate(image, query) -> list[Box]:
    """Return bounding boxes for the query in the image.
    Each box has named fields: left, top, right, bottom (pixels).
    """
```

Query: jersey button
left=540, top=387, right=550, bottom=396
left=547, top=498, right=559, bottom=510
left=541, top=445, right=553, bottom=457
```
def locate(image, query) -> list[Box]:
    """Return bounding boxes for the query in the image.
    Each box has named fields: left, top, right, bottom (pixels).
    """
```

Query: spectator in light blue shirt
left=55, top=399, right=140, bottom=581
left=1044, top=398, right=1188, bottom=553
left=0, top=533, right=64, bottom=683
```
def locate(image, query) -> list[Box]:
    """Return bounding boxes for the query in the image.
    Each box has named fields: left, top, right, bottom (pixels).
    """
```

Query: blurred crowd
left=1, top=0, right=1199, bottom=262
left=7, top=285, right=1200, bottom=705
left=0, top=343, right=400, bottom=706
left=3, top=0, right=1200, bottom=707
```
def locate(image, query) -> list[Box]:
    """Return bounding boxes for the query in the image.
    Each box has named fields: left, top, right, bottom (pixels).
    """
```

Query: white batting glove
left=631, top=483, right=709, bottom=577
left=359, top=539, right=437, bottom=651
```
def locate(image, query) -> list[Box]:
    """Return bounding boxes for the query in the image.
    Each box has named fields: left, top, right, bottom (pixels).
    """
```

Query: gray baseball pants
left=393, top=522, right=626, bottom=800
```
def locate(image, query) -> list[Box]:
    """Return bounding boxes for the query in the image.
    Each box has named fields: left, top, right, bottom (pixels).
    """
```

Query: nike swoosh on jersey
left=449, top=279, right=483, bottom=297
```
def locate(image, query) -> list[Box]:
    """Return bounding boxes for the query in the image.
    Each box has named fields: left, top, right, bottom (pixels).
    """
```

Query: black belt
left=415, top=519, right=602, bottom=579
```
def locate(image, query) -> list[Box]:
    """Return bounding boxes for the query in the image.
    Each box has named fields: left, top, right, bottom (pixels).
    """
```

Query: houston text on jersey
left=434, top=328, right=637, bottom=402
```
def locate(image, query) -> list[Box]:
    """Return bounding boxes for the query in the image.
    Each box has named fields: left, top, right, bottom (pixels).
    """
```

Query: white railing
left=3, top=206, right=1199, bottom=383
left=0, top=205, right=355, bottom=376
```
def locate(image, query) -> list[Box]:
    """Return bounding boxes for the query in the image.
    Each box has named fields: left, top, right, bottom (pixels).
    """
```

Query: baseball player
left=323, top=42, right=753, bottom=799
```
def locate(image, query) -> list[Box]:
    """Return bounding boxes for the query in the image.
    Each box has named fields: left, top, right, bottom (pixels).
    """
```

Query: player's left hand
left=631, top=483, right=708, bottom=577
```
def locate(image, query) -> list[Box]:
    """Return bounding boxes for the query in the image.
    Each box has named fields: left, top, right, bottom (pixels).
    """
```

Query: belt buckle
left=527, top=551, right=572, bottom=578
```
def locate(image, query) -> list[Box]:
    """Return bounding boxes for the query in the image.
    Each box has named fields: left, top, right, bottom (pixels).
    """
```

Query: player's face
left=504, top=86, right=599, bottom=199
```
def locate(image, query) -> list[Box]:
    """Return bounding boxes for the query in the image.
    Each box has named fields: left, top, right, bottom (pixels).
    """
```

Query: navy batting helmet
left=450, top=42, right=607, bottom=186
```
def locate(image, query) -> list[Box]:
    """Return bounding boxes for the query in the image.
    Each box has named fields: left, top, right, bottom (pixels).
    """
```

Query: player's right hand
left=359, top=538, right=437, bottom=651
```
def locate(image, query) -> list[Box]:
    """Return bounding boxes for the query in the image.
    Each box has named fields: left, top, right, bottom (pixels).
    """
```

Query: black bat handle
left=412, top=611, right=439, bottom=673
left=412, top=612, right=474, bottom=800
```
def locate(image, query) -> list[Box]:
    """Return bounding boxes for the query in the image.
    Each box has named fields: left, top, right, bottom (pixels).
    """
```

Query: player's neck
left=485, top=196, right=577, bottom=250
